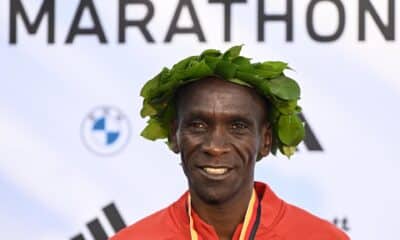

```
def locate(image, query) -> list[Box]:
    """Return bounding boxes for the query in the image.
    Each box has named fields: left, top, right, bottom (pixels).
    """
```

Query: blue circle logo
left=81, top=106, right=131, bottom=156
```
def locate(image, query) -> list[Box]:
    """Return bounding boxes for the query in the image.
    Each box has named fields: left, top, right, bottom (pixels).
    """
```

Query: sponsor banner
left=0, top=0, right=399, bottom=239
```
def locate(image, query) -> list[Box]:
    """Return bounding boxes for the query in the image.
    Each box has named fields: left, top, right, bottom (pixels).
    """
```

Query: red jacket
left=111, top=182, right=350, bottom=240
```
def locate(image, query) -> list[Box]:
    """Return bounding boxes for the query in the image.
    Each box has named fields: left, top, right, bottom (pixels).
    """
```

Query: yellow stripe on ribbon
left=188, top=194, right=199, bottom=240
left=238, top=189, right=257, bottom=240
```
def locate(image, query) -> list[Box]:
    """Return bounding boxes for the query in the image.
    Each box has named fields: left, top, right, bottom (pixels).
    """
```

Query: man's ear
left=168, top=120, right=180, bottom=153
left=259, top=122, right=272, bottom=158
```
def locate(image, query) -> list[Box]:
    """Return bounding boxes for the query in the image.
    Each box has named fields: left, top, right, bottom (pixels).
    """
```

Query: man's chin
left=194, top=187, right=233, bottom=205
left=200, top=195, right=224, bottom=205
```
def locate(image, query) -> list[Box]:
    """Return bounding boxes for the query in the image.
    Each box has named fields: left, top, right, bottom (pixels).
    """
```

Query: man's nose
left=202, top=128, right=230, bottom=156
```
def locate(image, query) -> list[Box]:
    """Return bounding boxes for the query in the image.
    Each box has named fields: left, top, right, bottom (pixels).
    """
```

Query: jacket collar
left=170, top=181, right=285, bottom=235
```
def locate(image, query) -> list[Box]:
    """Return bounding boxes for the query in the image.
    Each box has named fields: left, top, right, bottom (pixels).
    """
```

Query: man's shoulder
left=110, top=195, right=188, bottom=240
left=278, top=202, right=350, bottom=239
left=256, top=182, right=350, bottom=239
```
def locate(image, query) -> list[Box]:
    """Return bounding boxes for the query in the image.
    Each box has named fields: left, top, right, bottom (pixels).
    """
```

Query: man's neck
left=189, top=184, right=254, bottom=240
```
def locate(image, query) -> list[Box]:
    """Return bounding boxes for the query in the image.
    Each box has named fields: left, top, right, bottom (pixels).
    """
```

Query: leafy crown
left=140, top=45, right=305, bottom=158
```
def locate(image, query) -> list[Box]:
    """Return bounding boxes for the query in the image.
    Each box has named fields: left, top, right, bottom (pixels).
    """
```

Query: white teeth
left=203, top=167, right=228, bottom=175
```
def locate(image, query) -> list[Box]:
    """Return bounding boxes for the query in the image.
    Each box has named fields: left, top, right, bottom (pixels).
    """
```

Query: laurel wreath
left=139, top=45, right=305, bottom=158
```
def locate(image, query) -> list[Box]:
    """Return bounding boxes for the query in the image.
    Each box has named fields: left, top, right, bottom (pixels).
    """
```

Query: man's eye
left=190, top=121, right=207, bottom=129
left=231, top=121, right=248, bottom=130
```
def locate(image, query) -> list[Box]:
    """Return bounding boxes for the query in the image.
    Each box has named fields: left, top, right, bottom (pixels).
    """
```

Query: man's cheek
left=182, top=138, right=203, bottom=158
left=233, top=141, right=257, bottom=162
left=181, top=159, right=192, bottom=178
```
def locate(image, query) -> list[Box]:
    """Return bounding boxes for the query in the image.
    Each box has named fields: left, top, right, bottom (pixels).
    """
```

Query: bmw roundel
left=81, top=106, right=131, bottom=156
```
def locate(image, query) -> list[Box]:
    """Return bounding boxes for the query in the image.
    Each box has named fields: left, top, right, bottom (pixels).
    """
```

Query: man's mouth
left=203, top=167, right=228, bottom=175
left=197, top=166, right=233, bottom=180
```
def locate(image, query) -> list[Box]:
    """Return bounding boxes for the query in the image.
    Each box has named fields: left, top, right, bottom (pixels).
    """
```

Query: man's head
left=169, top=77, right=272, bottom=204
left=140, top=46, right=304, bottom=159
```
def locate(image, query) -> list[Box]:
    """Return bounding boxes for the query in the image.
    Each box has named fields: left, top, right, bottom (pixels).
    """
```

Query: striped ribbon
left=188, top=189, right=261, bottom=240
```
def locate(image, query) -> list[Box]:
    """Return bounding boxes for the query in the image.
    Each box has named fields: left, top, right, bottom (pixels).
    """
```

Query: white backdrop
left=1, top=0, right=400, bottom=239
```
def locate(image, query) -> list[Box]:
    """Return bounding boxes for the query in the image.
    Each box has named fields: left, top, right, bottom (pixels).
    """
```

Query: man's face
left=171, top=77, right=271, bottom=204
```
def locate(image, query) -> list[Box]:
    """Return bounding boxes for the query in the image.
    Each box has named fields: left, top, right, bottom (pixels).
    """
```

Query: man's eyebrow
left=227, top=115, right=254, bottom=125
left=183, top=110, right=255, bottom=123
left=180, top=110, right=209, bottom=120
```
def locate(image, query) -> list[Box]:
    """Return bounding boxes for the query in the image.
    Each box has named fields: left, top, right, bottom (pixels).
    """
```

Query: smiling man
left=111, top=46, right=349, bottom=240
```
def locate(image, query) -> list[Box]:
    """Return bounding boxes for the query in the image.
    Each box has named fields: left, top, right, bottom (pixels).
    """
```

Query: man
left=112, top=46, right=349, bottom=240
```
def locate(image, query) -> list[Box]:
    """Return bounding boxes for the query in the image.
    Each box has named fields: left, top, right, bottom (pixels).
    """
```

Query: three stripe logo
left=71, top=203, right=126, bottom=240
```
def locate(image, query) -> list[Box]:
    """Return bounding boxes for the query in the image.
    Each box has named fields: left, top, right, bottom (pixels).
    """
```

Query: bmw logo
left=81, top=106, right=131, bottom=156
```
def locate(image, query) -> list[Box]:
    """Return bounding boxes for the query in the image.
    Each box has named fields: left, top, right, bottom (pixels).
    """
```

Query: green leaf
left=278, top=114, right=305, bottom=146
left=140, top=69, right=163, bottom=97
left=258, top=80, right=271, bottom=96
left=267, top=105, right=280, bottom=124
left=234, top=56, right=253, bottom=72
left=172, top=56, right=198, bottom=71
left=270, top=97, right=298, bottom=115
left=200, top=49, right=221, bottom=59
left=183, top=60, right=213, bottom=80
left=237, top=64, right=254, bottom=72
left=204, top=56, right=220, bottom=71
left=232, top=56, right=251, bottom=65
left=158, top=67, right=172, bottom=84
left=261, top=61, right=288, bottom=72
left=223, top=45, right=243, bottom=60
left=141, top=119, right=168, bottom=140
left=229, top=78, right=252, bottom=87
left=252, top=61, right=288, bottom=78
left=266, top=76, right=300, bottom=100
left=161, top=102, right=176, bottom=124
left=253, top=69, right=281, bottom=79
left=140, top=101, right=157, bottom=118
left=215, top=60, right=237, bottom=79
left=235, top=71, right=263, bottom=86
left=280, top=145, right=297, bottom=158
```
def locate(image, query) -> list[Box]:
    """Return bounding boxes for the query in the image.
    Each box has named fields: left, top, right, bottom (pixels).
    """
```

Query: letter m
left=10, top=0, right=55, bottom=44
